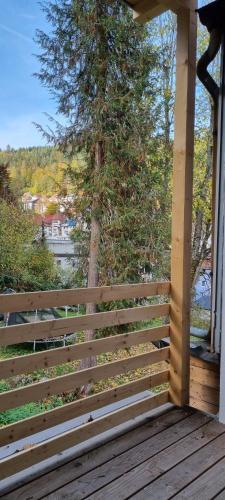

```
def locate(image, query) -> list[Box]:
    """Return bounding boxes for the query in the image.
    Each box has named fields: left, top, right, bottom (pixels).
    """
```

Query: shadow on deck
left=1, top=405, right=225, bottom=499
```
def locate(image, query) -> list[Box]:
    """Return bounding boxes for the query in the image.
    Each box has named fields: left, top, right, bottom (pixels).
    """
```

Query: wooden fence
left=0, top=282, right=170, bottom=479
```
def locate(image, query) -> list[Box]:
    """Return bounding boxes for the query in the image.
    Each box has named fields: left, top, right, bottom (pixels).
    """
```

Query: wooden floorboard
left=1, top=407, right=190, bottom=500
left=214, top=490, right=225, bottom=499
left=131, top=427, right=225, bottom=499
left=43, top=412, right=210, bottom=500
left=1, top=407, right=225, bottom=500
left=173, top=456, right=225, bottom=499
left=87, top=419, right=223, bottom=500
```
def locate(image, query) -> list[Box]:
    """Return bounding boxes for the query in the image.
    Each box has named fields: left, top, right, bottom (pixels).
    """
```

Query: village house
left=34, top=213, right=78, bottom=269
left=21, top=192, right=49, bottom=214
left=22, top=192, right=76, bottom=215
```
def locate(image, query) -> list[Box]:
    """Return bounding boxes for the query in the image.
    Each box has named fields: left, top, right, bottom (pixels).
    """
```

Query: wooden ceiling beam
left=132, top=0, right=169, bottom=22
left=129, top=0, right=192, bottom=23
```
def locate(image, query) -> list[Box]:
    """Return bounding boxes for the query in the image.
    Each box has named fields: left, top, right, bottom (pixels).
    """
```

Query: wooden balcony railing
left=0, top=282, right=170, bottom=479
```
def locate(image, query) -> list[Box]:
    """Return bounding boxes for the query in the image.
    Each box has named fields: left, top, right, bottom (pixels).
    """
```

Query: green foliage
left=190, top=15, right=220, bottom=282
left=0, top=146, right=68, bottom=197
left=45, top=201, right=60, bottom=214
left=0, top=399, right=63, bottom=426
left=36, top=1, right=156, bottom=147
left=23, top=242, right=59, bottom=291
left=0, top=163, right=16, bottom=203
left=0, top=200, right=58, bottom=291
left=36, top=0, right=171, bottom=292
left=0, top=325, right=164, bottom=425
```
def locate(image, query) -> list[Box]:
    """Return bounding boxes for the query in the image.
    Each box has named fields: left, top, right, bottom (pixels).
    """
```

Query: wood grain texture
left=0, top=391, right=169, bottom=480
left=173, top=456, right=225, bottom=499
left=90, top=418, right=225, bottom=500
left=4, top=408, right=225, bottom=500
left=0, top=303, right=169, bottom=345
left=131, top=0, right=191, bottom=23
left=190, top=364, right=219, bottom=389
left=190, top=356, right=219, bottom=372
left=0, top=347, right=170, bottom=411
left=189, top=396, right=218, bottom=415
left=169, top=3, right=197, bottom=407
left=0, top=325, right=169, bottom=379
left=133, top=0, right=169, bottom=22
left=0, top=370, right=169, bottom=446
left=1, top=408, right=190, bottom=500
left=189, top=355, right=219, bottom=415
left=0, top=282, right=170, bottom=313
left=213, top=490, right=225, bottom=499
left=190, top=380, right=219, bottom=406
left=134, top=429, right=225, bottom=499
left=48, top=412, right=210, bottom=500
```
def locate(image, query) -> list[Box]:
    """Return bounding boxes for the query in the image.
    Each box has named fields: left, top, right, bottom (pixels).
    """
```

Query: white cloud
left=20, top=14, right=36, bottom=21
left=0, top=23, right=33, bottom=44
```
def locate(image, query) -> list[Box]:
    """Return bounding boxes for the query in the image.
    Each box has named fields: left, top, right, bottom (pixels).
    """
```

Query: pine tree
left=0, top=164, right=16, bottom=204
left=36, top=0, right=165, bottom=369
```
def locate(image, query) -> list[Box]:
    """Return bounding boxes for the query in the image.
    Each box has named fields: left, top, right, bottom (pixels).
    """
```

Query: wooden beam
left=130, top=0, right=191, bottom=23
left=0, top=370, right=169, bottom=446
left=0, top=391, right=169, bottom=480
left=0, top=347, right=169, bottom=411
left=0, top=282, right=170, bottom=313
left=0, top=303, right=169, bottom=345
left=169, top=4, right=197, bottom=407
left=133, top=0, right=169, bottom=22
left=0, top=325, right=169, bottom=378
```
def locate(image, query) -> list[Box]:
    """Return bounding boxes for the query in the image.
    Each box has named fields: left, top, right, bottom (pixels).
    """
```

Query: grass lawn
left=57, top=308, right=82, bottom=318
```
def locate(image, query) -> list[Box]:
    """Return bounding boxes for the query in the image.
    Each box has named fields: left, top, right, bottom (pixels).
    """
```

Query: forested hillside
left=0, top=146, right=68, bottom=197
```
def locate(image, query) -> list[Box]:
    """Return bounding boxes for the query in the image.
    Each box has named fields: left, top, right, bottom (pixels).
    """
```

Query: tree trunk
left=79, top=142, right=102, bottom=377
left=80, top=0, right=106, bottom=388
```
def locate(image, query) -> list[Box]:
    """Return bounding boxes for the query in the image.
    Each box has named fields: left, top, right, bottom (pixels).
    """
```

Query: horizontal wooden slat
left=0, top=391, right=169, bottom=480
left=189, top=356, right=219, bottom=415
left=190, top=355, right=219, bottom=373
left=0, top=370, right=169, bottom=446
left=0, top=348, right=169, bottom=411
left=0, top=282, right=170, bottom=313
left=190, top=380, right=219, bottom=407
left=0, top=325, right=169, bottom=379
left=190, top=365, right=219, bottom=390
left=189, top=396, right=219, bottom=415
left=0, top=303, right=170, bottom=346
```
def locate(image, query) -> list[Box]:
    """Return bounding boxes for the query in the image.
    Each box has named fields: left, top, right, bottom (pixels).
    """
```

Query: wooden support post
left=169, top=4, right=197, bottom=407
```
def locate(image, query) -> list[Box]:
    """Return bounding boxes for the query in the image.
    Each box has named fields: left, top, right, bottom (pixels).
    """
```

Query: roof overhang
left=125, top=0, right=192, bottom=22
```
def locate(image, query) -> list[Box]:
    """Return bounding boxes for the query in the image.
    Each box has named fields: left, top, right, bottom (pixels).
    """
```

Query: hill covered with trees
left=0, top=146, right=70, bottom=197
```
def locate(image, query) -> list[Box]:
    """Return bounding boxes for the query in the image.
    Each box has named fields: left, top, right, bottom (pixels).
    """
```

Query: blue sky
left=0, top=0, right=210, bottom=150
left=0, top=0, right=57, bottom=149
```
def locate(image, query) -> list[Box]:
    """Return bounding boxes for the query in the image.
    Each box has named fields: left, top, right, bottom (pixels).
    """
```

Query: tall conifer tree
left=36, top=0, right=167, bottom=368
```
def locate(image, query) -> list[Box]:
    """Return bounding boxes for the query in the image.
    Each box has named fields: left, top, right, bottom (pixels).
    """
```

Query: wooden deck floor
left=1, top=406, right=225, bottom=500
